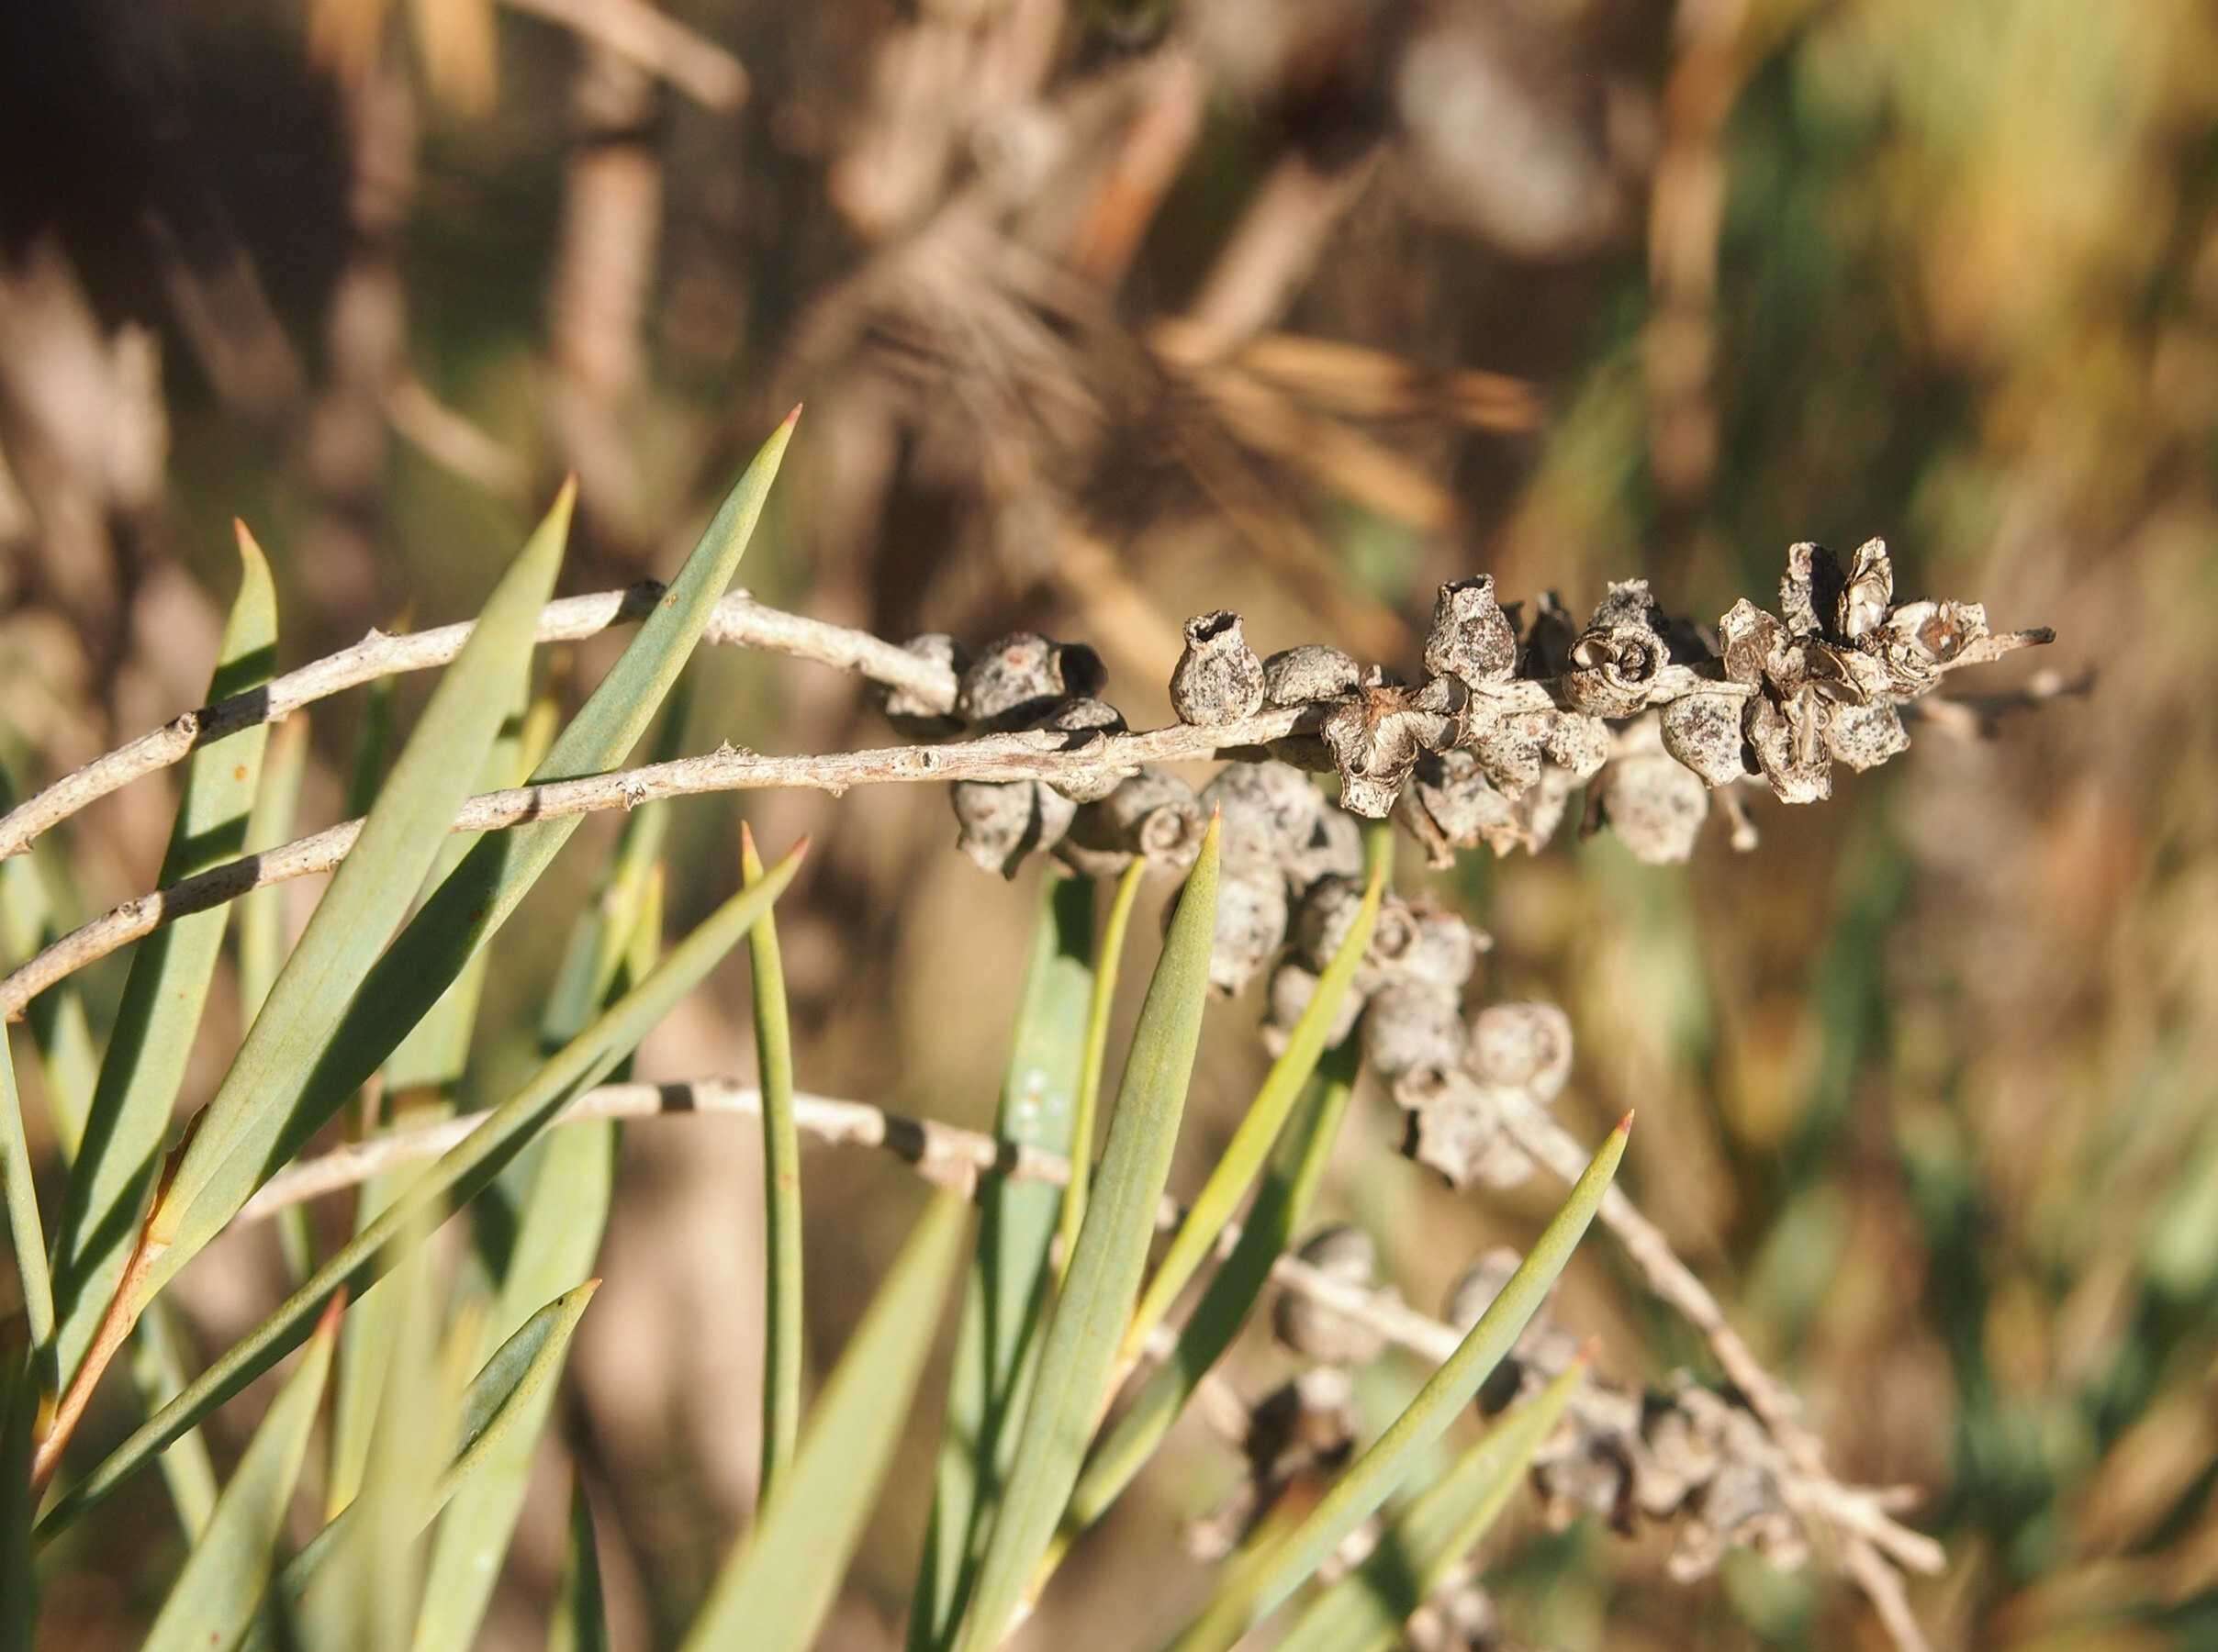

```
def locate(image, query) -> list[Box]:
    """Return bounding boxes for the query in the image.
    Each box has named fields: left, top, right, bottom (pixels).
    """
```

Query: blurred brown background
left=1, top=0, right=2212, bottom=1646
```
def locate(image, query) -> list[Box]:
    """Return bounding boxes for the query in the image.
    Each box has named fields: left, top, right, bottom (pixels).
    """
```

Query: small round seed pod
left=1466, top=1001, right=1573, bottom=1099
left=1363, top=979, right=1467, bottom=1080
left=1465, top=707, right=1550, bottom=798
left=1400, top=749, right=1516, bottom=867
left=958, top=632, right=1106, bottom=728
left=951, top=779, right=1075, bottom=877
left=1659, top=691, right=1751, bottom=787
left=1543, top=709, right=1613, bottom=781
left=1320, top=686, right=1450, bottom=819
left=1171, top=610, right=1267, bottom=725
left=1201, top=760, right=1327, bottom=872
left=1284, top=799, right=1364, bottom=891
left=1822, top=697, right=1910, bottom=772
left=1187, top=863, right=1289, bottom=997
left=1066, top=765, right=1208, bottom=876
left=1389, top=903, right=1487, bottom=993
left=1274, top=1225, right=1390, bottom=1366
left=877, top=632, right=967, bottom=738
left=1594, top=721, right=1710, bottom=865
left=1262, top=956, right=1367, bottom=1058
left=1744, top=690, right=1832, bottom=805
left=1423, top=575, right=1518, bottom=686
left=1563, top=579, right=1675, bottom=719
left=1035, top=696, right=1130, bottom=802
left=1395, top=1068, right=1535, bottom=1190
left=1262, top=642, right=1361, bottom=707
left=1291, top=876, right=1420, bottom=975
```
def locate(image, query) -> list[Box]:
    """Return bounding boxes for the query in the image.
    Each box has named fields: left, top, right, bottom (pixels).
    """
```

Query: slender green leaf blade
left=1, top=1032, right=50, bottom=1355
left=743, top=822, right=804, bottom=1503
left=1057, top=859, right=1141, bottom=1268
left=683, top=1192, right=970, bottom=1652
left=0, top=753, right=98, bottom=1157
left=950, top=820, right=1225, bottom=1652
left=252, top=419, right=795, bottom=1199
left=548, top=1476, right=609, bottom=1652
left=911, top=874, right=1094, bottom=1652
left=140, top=1298, right=342, bottom=1652
left=1120, top=851, right=1384, bottom=1367
left=142, top=489, right=575, bottom=1295
left=50, top=530, right=277, bottom=1388
left=38, top=847, right=803, bottom=1537
left=1065, top=1036, right=1362, bottom=1544
left=237, top=713, right=309, bottom=1025
left=1275, top=1361, right=1585, bottom=1652
left=249, top=1282, right=600, bottom=1643
left=1162, top=1115, right=1630, bottom=1652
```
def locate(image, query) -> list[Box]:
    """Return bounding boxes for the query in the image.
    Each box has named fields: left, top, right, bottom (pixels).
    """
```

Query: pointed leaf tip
left=780, top=403, right=803, bottom=429
left=1615, top=1110, right=1635, bottom=1135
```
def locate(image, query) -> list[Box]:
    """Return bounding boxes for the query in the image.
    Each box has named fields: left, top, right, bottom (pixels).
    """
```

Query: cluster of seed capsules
left=1222, top=1229, right=1809, bottom=1612
left=899, top=538, right=2052, bottom=884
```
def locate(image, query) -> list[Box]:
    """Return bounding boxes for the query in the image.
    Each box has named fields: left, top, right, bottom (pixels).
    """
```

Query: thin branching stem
left=238, top=1069, right=1940, bottom=1613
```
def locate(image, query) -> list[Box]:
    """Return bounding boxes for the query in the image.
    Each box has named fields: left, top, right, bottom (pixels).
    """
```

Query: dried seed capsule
left=1543, top=710, right=1612, bottom=780
left=1660, top=690, right=1751, bottom=787
left=1395, top=1068, right=1534, bottom=1189
left=1423, top=575, right=1518, bottom=686
left=1781, top=541, right=1846, bottom=640
left=951, top=778, right=1075, bottom=877
left=1874, top=597, right=1992, bottom=698
left=1401, top=749, right=1515, bottom=866
left=1291, top=876, right=1417, bottom=975
left=1393, top=903, right=1487, bottom=992
left=1035, top=697, right=1130, bottom=802
left=1201, top=761, right=1327, bottom=872
left=1594, top=719, right=1710, bottom=865
left=1718, top=597, right=1790, bottom=689
left=1363, top=979, right=1467, bottom=1080
left=1285, top=799, right=1364, bottom=891
left=1320, top=686, right=1451, bottom=818
left=1201, top=865, right=1289, bottom=996
left=1837, top=537, right=1893, bottom=640
left=1744, top=690, right=1832, bottom=804
left=1274, top=1225, right=1390, bottom=1366
left=1515, top=590, right=1580, bottom=677
left=1171, top=610, right=1267, bottom=725
left=1466, top=1001, right=1573, bottom=1099
left=1465, top=707, right=1550, bottom=797
left=1563, top=580, right=1675, bottom=719
left=1262, top=957, right=1367, bottom=1057
left=1262, top=642, right=1361, bottom=707
left=958, top=632, right=1105, bottom=728
left=877, top=632, right=966, bottom=738
left=1065, top=765, right=1207, bottom=876
left=1531, top=1379, right=1644, bottom=1533
left=1823, top=698, right=1910, bottom=771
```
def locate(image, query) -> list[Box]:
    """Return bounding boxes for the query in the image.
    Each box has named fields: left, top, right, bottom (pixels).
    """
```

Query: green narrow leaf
left=241, top=1282, right=600, bottom=1649
left=139, top=488, right=575, bottom=1301
left=1117, top=847, right=1386, bottom=1372
left=38, top=846, right=803, bottom=1537
left=1162, top=1116, right=1630, bottom=1652
left=410, top=854, right=653, bottom=1652
left=1274, top=1361, right=1586, bottom=1652
left=950, top=820, right=1225, bottom=1652
left=0, top=752, right=99, bottom=1158
left=238, top=419, right=795, bottom=1220
left=743, top=821, right=804, bottom=1503
left=1056, top=859, right=1142, bottom=1270
left=127, top=1295, right=220, bottom=1537
left=683, top=1191, right=970, bottom=1652
left=548, top=1475, right=609, bottom=1652
left=237, top=713, right=313, bottom=1284
left=1, top=1033, right=50, bottom=1356
left=296, top=1222, right=460, bottom=1652
left=910, top=874, right=1095, bottom=1652
left=140, top=1298, right=342, bottom=1652
left=1061, top=1035, right=1362, bottom=1550
left=329, top=685, right=541, bottom=1519
left=237, top=713, right=309, bottom=1025
left=48, top=529, right=277, bottom=1392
